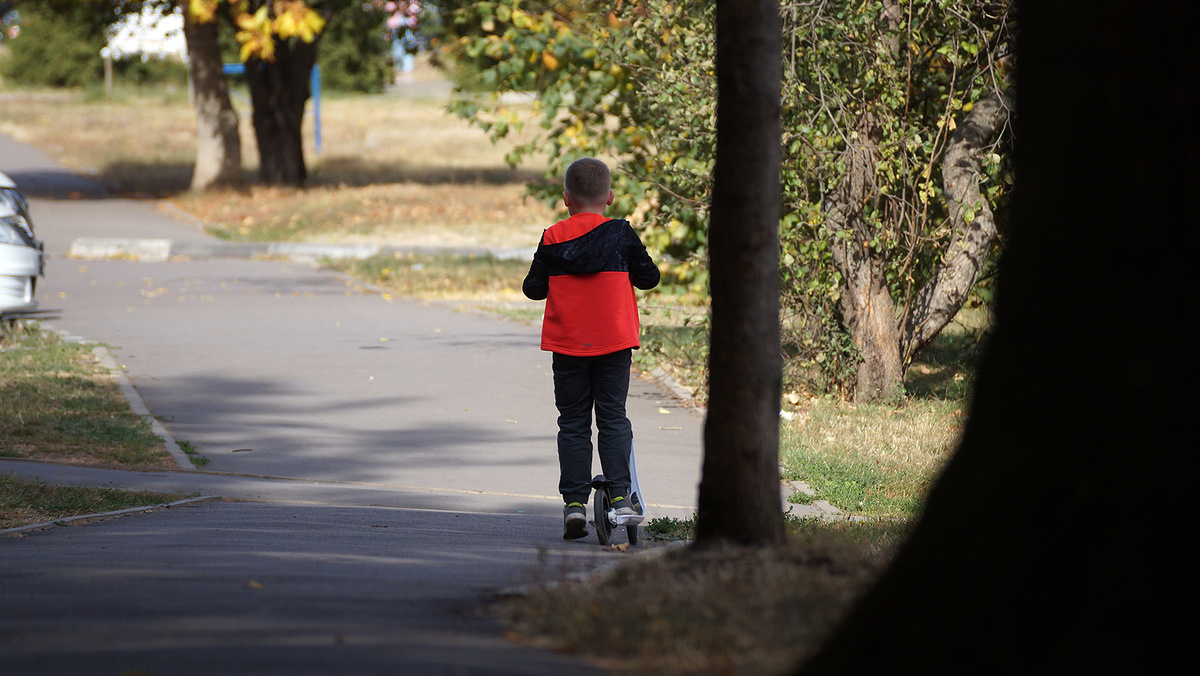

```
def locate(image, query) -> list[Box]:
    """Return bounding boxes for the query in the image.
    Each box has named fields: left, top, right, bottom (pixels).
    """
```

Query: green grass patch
left=0, top=473, right=188, bottom=531
left=647, top=511, right=910, bottom=548
left=780, top=398, right=962, bottom=517
left=177, top=440, right=210, bottom=468
left=0, top=322, right=171, bottom=468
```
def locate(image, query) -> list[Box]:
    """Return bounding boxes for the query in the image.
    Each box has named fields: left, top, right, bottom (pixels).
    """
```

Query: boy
left=522, top=158, right=660, bottom=540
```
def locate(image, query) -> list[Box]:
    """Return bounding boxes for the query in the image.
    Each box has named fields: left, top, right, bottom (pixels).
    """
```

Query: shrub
left=0, top=1, right=108, bottom=87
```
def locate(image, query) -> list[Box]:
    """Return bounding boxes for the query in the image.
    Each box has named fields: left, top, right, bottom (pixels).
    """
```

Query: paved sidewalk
left=2, top=131, right=707, bottom=516
left=1, top=131, right=704, bottom=674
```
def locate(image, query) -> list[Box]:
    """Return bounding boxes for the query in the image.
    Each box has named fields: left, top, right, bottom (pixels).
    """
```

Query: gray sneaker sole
left=563, top=515, right=588, bottom=540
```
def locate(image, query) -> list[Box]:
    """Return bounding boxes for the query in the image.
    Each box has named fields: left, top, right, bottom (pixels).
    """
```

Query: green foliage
left=0, top=0, right=193, bottom=89
left=431, top=0, right=714, bottom=293
left=777, top=1, right=1012, bottom=393
left=645, top=514, right=695, bottom=541
left=0, top=1, right=391, bottom=94
left=0, top=0, right=111, bottom=87
left=317, top=2, right=393, bottom=92
left=434, top=0, right=1012, bottom=398
left=108, top=57, right=190, bottom=88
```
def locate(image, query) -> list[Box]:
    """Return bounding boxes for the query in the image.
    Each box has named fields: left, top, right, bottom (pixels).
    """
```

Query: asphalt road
left=0, top=131, right=705, bottom=674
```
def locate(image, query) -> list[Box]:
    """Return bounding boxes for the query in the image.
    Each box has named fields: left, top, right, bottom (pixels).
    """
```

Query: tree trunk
left=244, top=38, right=318, bottom=187
left=824, top=110, right=905, bottom=403
left=183, top=3, right=242, bottom=191
left=795, top=0, right=1196, bottom=672
left=822, top=3, right=905, bottom=403
left=694, top=0, right=783, bottom=549
left=900, top=90, right=1011, bottom=364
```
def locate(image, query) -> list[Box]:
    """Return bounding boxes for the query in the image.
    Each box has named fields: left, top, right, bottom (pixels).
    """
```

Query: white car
left=0, top=171, right=44, bottom=319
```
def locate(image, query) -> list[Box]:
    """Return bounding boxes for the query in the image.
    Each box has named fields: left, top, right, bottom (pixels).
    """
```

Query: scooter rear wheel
left=594, top=489, right=613, bottom=546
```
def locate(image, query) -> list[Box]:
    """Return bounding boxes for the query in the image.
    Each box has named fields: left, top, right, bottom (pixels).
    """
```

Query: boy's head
left=563, top=158, right=614, bottom=215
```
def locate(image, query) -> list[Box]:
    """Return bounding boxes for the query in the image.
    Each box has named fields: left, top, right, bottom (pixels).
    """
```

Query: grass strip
left=0, top=473, right=189, bottom=531
left=330, top=252, right=530, bottom=302
left=1, top=323, right=171, bottom=468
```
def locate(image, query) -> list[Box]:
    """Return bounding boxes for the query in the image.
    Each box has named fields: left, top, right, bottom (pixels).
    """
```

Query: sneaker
left=609, top=496, right=637, bottom=518
left=563, top=502, right=588, bottom=540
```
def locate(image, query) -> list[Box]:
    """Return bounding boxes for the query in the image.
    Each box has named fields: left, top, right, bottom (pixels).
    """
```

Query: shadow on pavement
left=2, top=169, right=109, bottom=200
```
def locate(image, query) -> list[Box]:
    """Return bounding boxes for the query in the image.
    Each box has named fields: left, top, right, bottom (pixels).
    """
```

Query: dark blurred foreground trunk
left=796, top=1, right=1196, bottom=673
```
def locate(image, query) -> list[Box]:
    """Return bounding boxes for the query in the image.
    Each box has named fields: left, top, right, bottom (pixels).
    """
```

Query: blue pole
left=311, top=64, right=322, bottom=155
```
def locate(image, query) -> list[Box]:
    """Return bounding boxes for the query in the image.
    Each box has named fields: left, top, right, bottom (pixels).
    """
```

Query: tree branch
left=900, top=89, right=1012, bottom=365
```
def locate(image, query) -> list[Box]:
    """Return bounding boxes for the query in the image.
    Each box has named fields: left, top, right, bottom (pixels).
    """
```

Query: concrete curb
left=92, top=345, right=196, bottom=471
left=0, top=495, right=217, bottom=535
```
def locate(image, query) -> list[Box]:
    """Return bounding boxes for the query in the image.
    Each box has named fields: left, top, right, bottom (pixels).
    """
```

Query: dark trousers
left=553, top=349, right=633, bottom=505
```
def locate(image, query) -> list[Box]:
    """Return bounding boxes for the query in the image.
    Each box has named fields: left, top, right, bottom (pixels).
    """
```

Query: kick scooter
left=590, top=443, right=646, bottom=546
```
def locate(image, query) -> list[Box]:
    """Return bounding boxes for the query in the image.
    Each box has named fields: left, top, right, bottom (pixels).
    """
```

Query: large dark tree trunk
left=244, top=38, right=319, bottom=187
left=796, top=1, right=1196, bottom=672
left=694, top=0, right=783, bottom=548
left=182, top=4, right=242, bottom=192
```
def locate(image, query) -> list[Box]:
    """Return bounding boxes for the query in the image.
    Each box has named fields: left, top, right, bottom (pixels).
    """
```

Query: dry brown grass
left=787, top=398, right=961, bottom=473
left=499, top=527, right=902, bottom=676
left=181, top=182, right=552, bottom=248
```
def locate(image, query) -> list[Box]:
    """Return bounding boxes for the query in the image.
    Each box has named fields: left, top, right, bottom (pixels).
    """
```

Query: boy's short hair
left=564, top=158, right=611, bottom=205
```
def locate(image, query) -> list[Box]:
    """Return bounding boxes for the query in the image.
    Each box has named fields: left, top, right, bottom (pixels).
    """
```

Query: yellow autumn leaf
left=238, top=31, right=276, bottom=62
left=189, top=0, right=219, bottom=23
left=236, top=6, right=270, bottom=31
left=274, top=1, right=326, bottom=43
left=302, top=10, right=326, bottom=38
left=238, top=36, right=258, bottom=61
left=274, top=12, right=298, bottom=36
left=542, top=51, right=559, bottom=71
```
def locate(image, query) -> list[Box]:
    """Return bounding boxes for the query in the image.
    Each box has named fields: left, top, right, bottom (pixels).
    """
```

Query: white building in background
left=102, top=4, right=186, bottom=61
left=100, top=5, right=187, bottom=90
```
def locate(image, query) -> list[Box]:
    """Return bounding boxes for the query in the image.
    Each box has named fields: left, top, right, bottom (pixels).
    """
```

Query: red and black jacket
left=523, top=213, right=660, bottom=356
